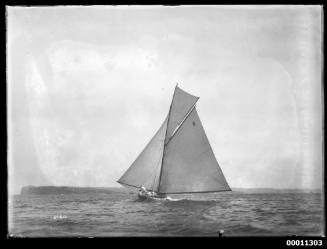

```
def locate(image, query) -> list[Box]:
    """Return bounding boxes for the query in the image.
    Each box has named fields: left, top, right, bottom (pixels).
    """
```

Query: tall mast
left=156, top=84, right=178, bottom=193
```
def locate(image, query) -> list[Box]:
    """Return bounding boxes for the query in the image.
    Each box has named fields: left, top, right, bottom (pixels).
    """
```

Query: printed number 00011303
left=286, top=240, right=323, bottom=246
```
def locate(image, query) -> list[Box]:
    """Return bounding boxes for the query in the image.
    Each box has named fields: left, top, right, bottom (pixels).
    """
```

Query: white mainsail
left=118, top=85, right=231, bottom=194
left=159, top=107, right=231, bottom=193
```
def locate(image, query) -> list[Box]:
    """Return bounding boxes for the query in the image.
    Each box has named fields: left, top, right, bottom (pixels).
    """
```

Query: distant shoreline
left=20, top=185, right=125, bottom=195
left=17, top=185, right=323, bottom=195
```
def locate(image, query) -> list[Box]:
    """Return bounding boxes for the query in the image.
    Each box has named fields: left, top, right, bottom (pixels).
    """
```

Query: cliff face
left=20, top=186, right=124, bottom=195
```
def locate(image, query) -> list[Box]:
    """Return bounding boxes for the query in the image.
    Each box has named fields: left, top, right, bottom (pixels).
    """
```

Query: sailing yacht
left=118, top=85, right=231, bottom=200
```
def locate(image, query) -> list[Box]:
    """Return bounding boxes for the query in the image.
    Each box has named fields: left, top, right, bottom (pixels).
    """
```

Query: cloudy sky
left=7, top=6, right=322, bottom=194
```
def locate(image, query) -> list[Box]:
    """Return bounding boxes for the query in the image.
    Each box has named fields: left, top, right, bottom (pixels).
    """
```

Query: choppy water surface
left=9, top=190, right=323, bottom=237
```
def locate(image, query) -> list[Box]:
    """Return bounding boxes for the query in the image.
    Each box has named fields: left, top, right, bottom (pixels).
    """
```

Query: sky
left=7, top=6, right=323, bottom=194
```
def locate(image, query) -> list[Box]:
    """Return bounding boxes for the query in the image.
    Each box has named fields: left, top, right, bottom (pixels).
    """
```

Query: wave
left=10, top=192, right=323, bottom=237
left=53, top=215, right=68, bottom=221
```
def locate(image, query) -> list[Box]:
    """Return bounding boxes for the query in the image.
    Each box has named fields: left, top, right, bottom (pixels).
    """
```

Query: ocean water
left=8, top=189, right=324, bottom=237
